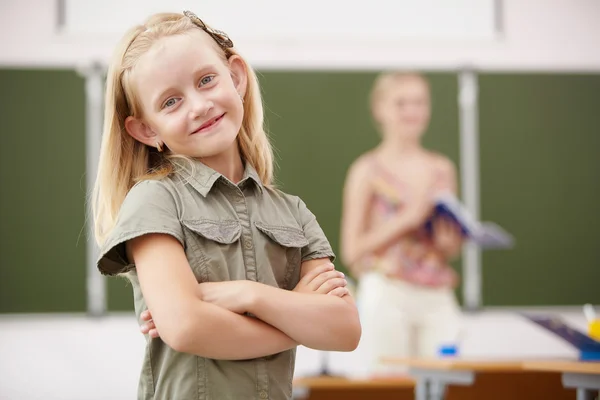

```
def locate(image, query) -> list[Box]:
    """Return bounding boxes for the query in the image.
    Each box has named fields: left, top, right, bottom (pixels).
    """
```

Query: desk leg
left=576, top=388, right=597, bottom=400
left=410, top=369, right=474, bottom=400
left=414, top=379, right=447, bottom=400
left=562, top=373, right=600, bottom=400
left=430, top=381, right=447, bottom=400
left=415, top=378, right=429, bottom=400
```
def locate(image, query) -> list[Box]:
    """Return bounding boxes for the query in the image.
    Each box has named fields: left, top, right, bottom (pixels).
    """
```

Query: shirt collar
left=172, top=157, right=264, bottom=197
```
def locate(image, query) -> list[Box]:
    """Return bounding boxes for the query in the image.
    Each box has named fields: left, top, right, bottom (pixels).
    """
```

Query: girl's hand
left=139, top=310, right=159, bottom=338
left=197, top=280, right=258, bottom=314
left=293, top=262, right=349, bottom=297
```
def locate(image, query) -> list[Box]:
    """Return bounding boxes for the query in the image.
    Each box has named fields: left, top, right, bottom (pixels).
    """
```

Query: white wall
left=63, top=0, right=498, bottom=42
left=0, top=309, right=589, bottom=400
left=1, top=0, right=599, bottom=71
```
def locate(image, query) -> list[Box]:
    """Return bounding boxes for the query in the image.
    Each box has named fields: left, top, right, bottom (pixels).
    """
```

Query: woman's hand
left=432, top=216, right=463, bottom=259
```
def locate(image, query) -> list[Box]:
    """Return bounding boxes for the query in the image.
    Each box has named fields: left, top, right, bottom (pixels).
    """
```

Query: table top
left=523, top=360, right=600, bottom=375
left=382, top=357, right=525, bottom=372
left=293, top=375, right=414, bottom=389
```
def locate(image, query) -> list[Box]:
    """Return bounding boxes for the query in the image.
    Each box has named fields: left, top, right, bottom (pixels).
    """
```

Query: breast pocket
left=254, top=221, right=309, bottom=290
left=181, top=219, right=242, bottom=282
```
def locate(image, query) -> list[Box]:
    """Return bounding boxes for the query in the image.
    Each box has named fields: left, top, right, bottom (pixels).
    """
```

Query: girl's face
left=374, top=77, right=431, bottom=140
left=125, top=30, right=247, bottom=159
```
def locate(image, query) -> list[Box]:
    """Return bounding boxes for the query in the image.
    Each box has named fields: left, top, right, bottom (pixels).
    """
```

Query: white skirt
left=355, top=271, right=462, bottom=376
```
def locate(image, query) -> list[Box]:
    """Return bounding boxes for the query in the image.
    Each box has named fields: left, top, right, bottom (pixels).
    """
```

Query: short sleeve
left=97, top=180, right=184, bottom=276
left=297, top=197, right=336, bottom=263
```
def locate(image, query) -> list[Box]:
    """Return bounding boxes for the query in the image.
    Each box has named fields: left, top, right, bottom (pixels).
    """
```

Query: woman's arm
left=128, top=233, right=297, bottom=360
left=431, top=157, right=463, bottom=259
left=340, top=159, right=427, bottom=269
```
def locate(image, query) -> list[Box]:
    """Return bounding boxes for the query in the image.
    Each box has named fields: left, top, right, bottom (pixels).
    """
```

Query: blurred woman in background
left=341, top=72, right=463, bottom=375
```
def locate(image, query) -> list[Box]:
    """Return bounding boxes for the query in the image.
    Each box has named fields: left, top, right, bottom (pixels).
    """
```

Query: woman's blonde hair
left=369, top=71, right=430, bottom=125
left=92, top=12, right=273, bottom=245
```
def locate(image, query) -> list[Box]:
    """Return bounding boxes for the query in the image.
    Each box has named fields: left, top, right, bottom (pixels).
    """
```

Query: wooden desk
left=383, top=358, right=574, bottom=400
left=523, top=360, right=600, bottom=400
left=292, top=375, right=414, bottom=400
left=398, top=358, right=524, bottom=372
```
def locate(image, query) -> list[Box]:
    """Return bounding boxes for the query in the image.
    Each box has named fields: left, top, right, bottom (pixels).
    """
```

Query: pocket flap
left=254, top=222, right=309, bottom=248
left=182, top=219, right=241, bottom=244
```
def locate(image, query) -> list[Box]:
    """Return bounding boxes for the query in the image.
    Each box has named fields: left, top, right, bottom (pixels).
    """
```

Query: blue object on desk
left=523, top=314, right=600, bottom=358
left=438, top=344, right=459, bottom=357
left=579, top=351, right=600, bottom=361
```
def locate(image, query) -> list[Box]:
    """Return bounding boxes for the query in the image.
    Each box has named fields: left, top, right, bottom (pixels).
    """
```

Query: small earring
left=239, top=93, right=244, bottom=103
left=156, top=141, right=164, bottom=152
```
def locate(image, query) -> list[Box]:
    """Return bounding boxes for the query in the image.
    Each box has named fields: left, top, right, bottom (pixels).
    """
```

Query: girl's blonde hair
left=92, top=12, right=273, bottom=245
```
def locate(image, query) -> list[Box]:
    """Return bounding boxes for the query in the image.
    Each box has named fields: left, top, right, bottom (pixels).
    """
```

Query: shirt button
left=259, top=391, right=268, bottom=399
left=244, top=240, right=253, bottom=250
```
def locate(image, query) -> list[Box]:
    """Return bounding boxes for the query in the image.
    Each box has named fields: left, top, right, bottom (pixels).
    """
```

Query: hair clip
left=183, top=10, right=234, bottom=49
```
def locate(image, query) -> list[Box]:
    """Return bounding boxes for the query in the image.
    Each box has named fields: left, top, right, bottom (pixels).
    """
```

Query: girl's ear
left=228, top=55, right=248, bottom=99
left=125, top=117, right=160, bottom=148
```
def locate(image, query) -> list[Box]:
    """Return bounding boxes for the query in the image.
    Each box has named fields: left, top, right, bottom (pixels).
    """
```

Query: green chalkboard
left=0, top=69, right=87, bottom=312
left=1, top=69, right=598, bottom=312
left=478, top=74, right=600, bottom=306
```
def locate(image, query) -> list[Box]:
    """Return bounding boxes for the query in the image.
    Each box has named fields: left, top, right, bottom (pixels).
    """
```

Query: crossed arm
left=129, top=233, right=361, bottom=360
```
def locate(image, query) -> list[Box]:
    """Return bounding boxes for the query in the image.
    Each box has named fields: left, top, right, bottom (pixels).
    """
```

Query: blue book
left=523, top=314, right=600, bottom=360
left=425, top=193, right=514, bottom=250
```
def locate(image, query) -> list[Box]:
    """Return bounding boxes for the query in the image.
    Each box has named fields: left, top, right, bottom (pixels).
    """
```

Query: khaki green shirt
left=97, top=159, right=334, bottom=400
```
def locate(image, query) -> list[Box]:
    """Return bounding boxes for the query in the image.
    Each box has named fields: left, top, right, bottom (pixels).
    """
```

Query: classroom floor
left=0, top=308, right=587, bottom=400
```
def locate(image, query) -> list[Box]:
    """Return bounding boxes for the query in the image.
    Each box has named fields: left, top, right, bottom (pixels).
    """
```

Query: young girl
left=340, top=72, right=462, bottom=375
left=93, top=11, right=361, bottom=399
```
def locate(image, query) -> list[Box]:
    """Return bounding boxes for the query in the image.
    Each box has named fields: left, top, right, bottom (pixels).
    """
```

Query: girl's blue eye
left=200, top=75, right=214, bottom=86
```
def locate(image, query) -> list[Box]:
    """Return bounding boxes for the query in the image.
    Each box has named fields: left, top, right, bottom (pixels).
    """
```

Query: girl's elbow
left=160, top=320, right=196, bottom=353
left=343, top=317, right=362, bottom=351
left=330, top=323, right=361, bottom=352
left=334, top=307, right=362, bottom=351
left=155, top=308, right=202, bottom=353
